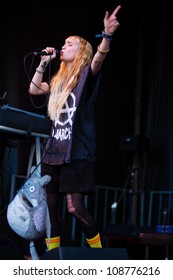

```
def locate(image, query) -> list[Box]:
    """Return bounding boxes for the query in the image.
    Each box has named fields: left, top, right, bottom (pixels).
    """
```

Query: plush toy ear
left=40, top=175, right=51, bottom=186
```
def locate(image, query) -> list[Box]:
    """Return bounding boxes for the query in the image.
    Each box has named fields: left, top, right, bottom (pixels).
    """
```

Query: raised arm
left=91, top=5, right=121, bottom=76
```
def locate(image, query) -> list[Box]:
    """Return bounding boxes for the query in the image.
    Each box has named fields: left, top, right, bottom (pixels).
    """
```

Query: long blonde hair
left=48, top=36, right=93, bottom=120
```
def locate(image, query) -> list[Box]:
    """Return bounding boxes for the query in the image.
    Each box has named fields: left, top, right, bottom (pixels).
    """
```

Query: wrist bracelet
left=97, top=44, right=110, bottom=54
left=102, top=30, right=113, bottom=41
left=95, top=31, right=113, bottom=41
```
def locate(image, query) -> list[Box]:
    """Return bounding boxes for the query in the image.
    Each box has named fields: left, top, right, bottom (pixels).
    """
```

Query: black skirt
left=41, top=159, right=96, bottom=194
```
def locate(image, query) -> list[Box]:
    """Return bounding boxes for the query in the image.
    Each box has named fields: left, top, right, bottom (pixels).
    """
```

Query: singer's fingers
left=43, top=47, right=55, bottom=54
left=104, top=5, right=121, bottom=21
left=46, top=47, right=51, bottom=53
left=104, top=11, right=109, bottom=21
left=112, top=5, right=121, bottom=17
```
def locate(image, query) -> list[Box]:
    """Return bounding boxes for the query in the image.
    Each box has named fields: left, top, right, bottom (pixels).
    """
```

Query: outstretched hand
left=104, top=5, right=121, bottom=35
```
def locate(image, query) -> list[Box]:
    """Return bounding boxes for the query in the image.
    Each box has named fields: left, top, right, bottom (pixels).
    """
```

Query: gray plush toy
left=7, top=166, right=51, bottom=259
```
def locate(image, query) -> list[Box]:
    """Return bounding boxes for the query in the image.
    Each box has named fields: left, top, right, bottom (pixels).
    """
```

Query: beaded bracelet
left=97, top=44, right=110, bottom=54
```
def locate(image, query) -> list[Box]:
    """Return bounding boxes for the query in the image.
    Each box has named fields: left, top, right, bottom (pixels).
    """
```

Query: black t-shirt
left=42, top=65, right=101, bottom=165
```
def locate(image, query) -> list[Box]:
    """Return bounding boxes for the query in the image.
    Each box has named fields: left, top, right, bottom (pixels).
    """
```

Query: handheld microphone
left=33, top=49, right=60, bottom=56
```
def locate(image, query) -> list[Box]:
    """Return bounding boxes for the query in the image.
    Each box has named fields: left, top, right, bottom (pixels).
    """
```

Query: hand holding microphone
left=34, top=47, right=59, bottom=73
left=33, top=47, right=60, bottom=57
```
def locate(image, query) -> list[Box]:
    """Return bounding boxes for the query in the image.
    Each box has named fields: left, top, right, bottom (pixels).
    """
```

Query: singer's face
left=60, top=38, right=80, bottom=62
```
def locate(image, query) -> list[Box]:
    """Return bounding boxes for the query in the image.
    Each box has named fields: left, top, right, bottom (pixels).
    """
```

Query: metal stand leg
left=35, top=136, right=41, bottom=174
left=165, top=245, right=169, bottom=260
left=27, top=136, right=41, bottom=177
left=145, top=244, right=149, bottom=259
left=27, top=142, right=36, bottom=177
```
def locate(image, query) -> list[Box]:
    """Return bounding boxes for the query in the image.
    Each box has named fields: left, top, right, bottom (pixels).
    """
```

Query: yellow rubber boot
left=45, top=236, right=60, bottom=250
left=86, top=233, right=102, bottom=248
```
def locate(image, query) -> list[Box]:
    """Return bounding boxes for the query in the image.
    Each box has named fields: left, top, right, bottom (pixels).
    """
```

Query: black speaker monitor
left=41, top=247, right=129, bottom=260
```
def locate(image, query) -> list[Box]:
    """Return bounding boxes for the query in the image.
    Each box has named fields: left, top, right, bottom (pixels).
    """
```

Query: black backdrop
left=1, top=0, right=173, bottom=195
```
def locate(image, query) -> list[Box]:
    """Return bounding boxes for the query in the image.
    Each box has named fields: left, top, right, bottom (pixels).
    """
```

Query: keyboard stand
left=27, top=136, right=42, bottom=177
left=0, top=125, right=49, bottom=204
